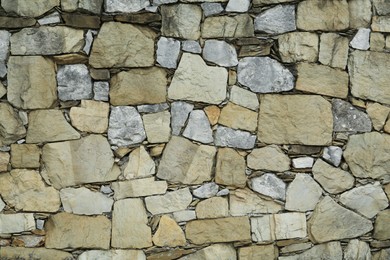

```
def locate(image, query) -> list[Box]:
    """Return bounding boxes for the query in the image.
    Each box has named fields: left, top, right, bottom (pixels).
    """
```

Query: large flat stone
left=0, top=103, right=26, bottom=146
left=247, top=145, right=290, bottom=172
left=0, top=247, right=73, bottom=260
left=142, top=111, right=171, bottom=143
left=0, top=213, right=35, bottom=234
left=69, top=100, right=109, bottom=133
left=153, top=215, right=186, bottom=247
left=278, top=32, right=319, bottom=63
left=202, top=15, right=254, bottom=38
left=1, top=0, right=59, bottom=17
left=279, top=242, right=342, bottom=260
left=145, top=188, right=192, bottom=215
left=57, top=64, right=93, bottom=101
left=319, top=33, right=349, bottom=69
left=215, top=147, right=246, bottom=188
left=218, top=102, right=258, bottom=132
left=332, top=99, right=372, bottom=133
left=203, top=40, right=238, bottom=67
left=254, top=4, right=296, bottom=34
left=111, top=177, right=167, bottom=199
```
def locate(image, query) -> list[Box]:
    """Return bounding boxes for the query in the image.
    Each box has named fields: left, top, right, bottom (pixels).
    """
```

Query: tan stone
left=0, top=247, right=72, bottom=260
left=123, top=146, right=155, bottom=180
left=215, top=147, right=246, bottom=188
left=239, top=245, right=278, bottom=260
left=247, top=145, right=290, bottom=172
left=145, top=188, right=192, bottom=215
left=0, top=152, right=10, bottom=172
left=257, top=95, right=333, bottom=145
left=349, top=0, right=372, bottom=28
left=153, top=215, right=186, bottom=247
left=90, top=22, right=156, bottom=68
left=218, top=102, right=258, bottom=132
left=204, top=105, right=220, bottom=125
left=370, top=32, right=386, bottom=51
left=196, top=197, right=229, bottom=219
left=0, top=103, right=26, bottom=146
left=202, top=15, right=254, bottom=38
left=385, top=183, right=390, bottom=200
left=0, top=213, right=35, bottom=234
left=385, top=119, right=390, bottom=134
left=372, top=16, right=390, bottom=32
left=52, top=53, right=88, bottom=64
left=319, top=33, right=349, bottom=69
left=11, top=235, right=45, bottom=248
left=253, top=0, right=295, bottom=5
left=142, top=111, right=171, bottom=143
left=10, top=144, right=40, bottom=168
left=366, top=103, right=390, bottom=131
left=0, top=82, right=6, bottom=98
left=1, top=0, right=59, bottom=17
left=181, top=244, right=236, bottom=260
left=374, top=210, right=390, bottom=240
left=230, top=85, right=259, bottom=111
left=110, top=67, right=167, bottom=106
left=278, top=32, right=318, bottom=63
left=279, top=242, right=342, bottom=260
left=111, top=177, right=167, bottom=200
left=69, top=100, right=109, bottom=133
left=186, top=217, right=251, bottom=244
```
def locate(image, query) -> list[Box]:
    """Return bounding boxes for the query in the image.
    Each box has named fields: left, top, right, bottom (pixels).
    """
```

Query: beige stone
left=349, top=0, right=372, bottom=28
left=7, top=56, right=57, bottom=109
left=279, top=242, right=342, bottom=260
left=69, top=100, right=109, bottom=133
left=196, top=197, right=229, bottom=219
left=110, top=67, right=167, bottom=106
left=387, top=35, right=390, bottom=49
left=239, top=245, right=278, bottom=260
left=111, top=177, right=167, bottom=200
left=0, top=213, right=35, bottom=234
left=297, top=0, right=349, bottom=31
left=10, top=144, right=40, bottom=168
left=230, top=85, right=259, bottom=111
left=385, top=183, right=390, bottom=200
left=186, top=216, right=251, bottom=244
left=344, top=239, right=372, bottom=260
left=202, top=15, right=254, bottom=38
left=0, top=103, right=26, bottom=146
left=296, top=63, right=349, bottom=98
left=385, top=119, right=390, bottom=134
left=90, top=22, right=156, bottom=68
left=123, top=146, right=155, bottom=180
left=374, top=210, right=390, bottom=240
left=278, top=32, right=318, bottom=63
left=204, top=105, right=220, bottom=125
left=112, top=198, right=152, bottom=248
left=366, top=103, right=390, bottom=131
left=372, top=16, right=390, bottom=32
left=145, top=188, right=192, bottom=215
left=370, top=32, right=386, bottom=51
left=215, top=147, right=246, bottom=188
left=153, top=215, right=186, bottom=247
left=253, top=0, right=294, bottom=5
left=218, top=102, right=257, bottom=132
left=247, top=145, right=290, bottom=172
left=0, top=152, right=10, bottom=172
left=142, top=111, right=171, bottom=143
left=319, top=33, right=350, bottom=69
left=0, top=82, right=6, bottom=98
left=257, top=95, right=333, bottom=145
left=0, top=247, right=72, bottom=260
left=1, top=0, right=59, bottom=17
left=52, top=53, right=88, bottom=64
left=181, top=244, right=236, bottom=260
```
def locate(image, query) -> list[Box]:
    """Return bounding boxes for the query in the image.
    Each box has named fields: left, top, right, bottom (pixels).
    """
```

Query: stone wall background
left=0, top=0, right=390, bottom=259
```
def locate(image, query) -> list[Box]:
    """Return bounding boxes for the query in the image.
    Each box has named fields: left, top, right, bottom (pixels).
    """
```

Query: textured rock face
left=229, top=85, right=259, bottom=111
left=62, top=0, right=103, bottom=13
left=218, top=102, right=257, bottom=132
left=57, top=64, right=93, bottom=101
left=239, top=245, right=278, bottom=260
left=111, top=177, right=167, bottom=199
left=69, top=100, right=109, bottom=133
left=0, top=103, right=26, bottom=146
left=145, top=188, right=192, bottom=215
left=157, top=37, right=181, bottom=68
left=123, top=146, right=155, bottom=179
left=215, top=148, right=246, bottom=188
left=214, top=125, right=256, bottom=149
left=374, top=210, right=390, bottom=240
left=1, top=0, right=59, bottom=17
left=247, top=145, right=290, bottom=172
left=319, top=33, right=349, bottom=69
left=182, top=110, right=213, bottom=143
left=0, top=214, right=35, bottom=234
left=0, top=247, right=73, bottom=260
left=332, top=99, right=372, bottom=133
left=255, top=5, right=296, bottom=34
left=278, top=32, right=319, bottom=63
left=203, top=40, right=238, bottom=67
left=250, top=174, right=286, bottom=201
left=279, top=242, right=342, bottom=260
left=196, top=197, right=228, bottom=219
left=202, top=15, right=254, bottom=38
left=181, top=244, right=236, bottom=260
left=78, top=250, right=146, bottom=260
left=143, top=111, right=171, bottom=143
left=153, top=215, right=186, bottom=247
left=105, top=0, right=149, bottom=13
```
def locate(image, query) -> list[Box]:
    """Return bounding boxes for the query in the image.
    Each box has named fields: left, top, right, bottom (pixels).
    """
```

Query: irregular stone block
left=229, top=85, right=259, bottom=111
left=203, top=40, right=238, bottom=67
left=1, top=0, right=59, bottom=17
left=214, top=125, right=256, bottom=149
left=0, top=214, right=35, bottom=234
left=193, top=182, right=219, bottom=199
left=0, top=103, right=26, bottom=146
left=0, top=247, right=73, bottom=260
left=247, top=145, right=290, bottom=172
left=349, top=0, right=372, bottom=28
left=171, top=101, right=194, bottom=136
left=123, top=146, right=155, bottom=180
left=372, top=16, right=390, bottom=32
left=183, top=110, right=213, bottom=144
left=373, top=0, right=390, bottom=15
left=279, top=242, right=342, bottom=260
left=181, top=244, right=236, bottom=260
left=215, top=147, right=246, bottom=188
left=62, top=0, right=103, bottom=14
left=319, top=33, right=349, bottom=69
left=196, top=197, right=228, bottom=219
left=157, top=37, right=181, bottom=69
left=218, top=102, right=257, bottom=132
left=239, top=245, right=278, bottom=260
left=78, top=250, right=146, bottom=260
left=350, top=28, right=371, bottom=50
left=10, top=144, right=40, bottom=168
left=201, top=3, right=223, bottom=17
left=111, top=177, right=167, bottom=199
left=322, top=146, right=343, bottom=167
left=344, top=239, right=371, bottom=260
left=202, top=15, right=254, bottom=38
left=254, top=5, right=296, bottom=34
left=374, top=210, right=390, bottom=240
left=332, top=99, right=372, bottom=132
left=153, top=215, right=186, bottom=247
left=69, top=100, right=109, bottom=133
left=57, top=64, right=93, bottom=101
left=278, top=32, right=318, bottom=63
left=145, top=188, right=192, bottom=215
left=0, top=152, right=10, bottom=172
left=105, top=0, right=149, bottom=13
left=250, top=173, right=286, bottom=201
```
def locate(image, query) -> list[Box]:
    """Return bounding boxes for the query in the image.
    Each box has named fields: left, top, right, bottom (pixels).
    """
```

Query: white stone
left=182, top=40, right=201, bottom=54
left=292, top=157, right=314, bottom=168
left=78, top=250, right=146, bottom=260
left=225, top=0, right=250, bottom=12
left=145, top=188, right=192, bottom=215
left=105, top=0, right=149, bottom=13
left=183, top=110, right=213, bottom=144
left=171, top=101, right=194, bottom=136
left=0, top=214, right=35, bottom=234
left=173, top=210, right=197, bottom=223
left=322, top=146, right=343, bottom=167
left=203, top=40, right=238, bottom=67
left=157, top=37, right=181, bottom=69
left=250, top=173, right=286, bottom=201
left=230, top=85, right=259, bottom=111
left=215, top=125, right=256, bottom=149
left=193, top=183, right=219, bottom=199
left=350, top=28, right=371, bottom=50
left=38, top=11, right=61, bottom=25
left=254, top=5, right=296, bottom=34
left=0, top=31, right=10, bottom=62
left=57, top=64, right=93, bottom=101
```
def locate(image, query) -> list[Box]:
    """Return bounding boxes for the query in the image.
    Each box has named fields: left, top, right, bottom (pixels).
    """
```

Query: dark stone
left=287, top=145, right=322, bottom=155
left=332, top=99, right=372, bottom=133
left=90, top=68, right=110, bottom=80
left=114, top=13, right=161, bottom=24
left=0, top=17, right=36, bottom=28
left=62, top=13, right=101, bottom=29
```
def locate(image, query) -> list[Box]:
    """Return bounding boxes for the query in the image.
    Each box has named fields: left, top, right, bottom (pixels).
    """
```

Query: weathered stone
left=349, top=0, right=372, bottom=28
left=42, top=135, right=117, bottom=189
left=181, top=244, right=236, bottom=260
left=254, top=5, right=295, bottom=34
left=138, top=103, right=169, bottom=113
left=312, top=159, right=354, bottom=194
left=229, top=188, right=282, bottom=216
left=0, top=152, right=9, bottom=172
left=57, top=64, right=92, bottom=101
left=161, top=4, right=201, bottom=40
left=366, top=102, right=390, bottom=131
left=225, top=0, right=250, bottom=12
left=250, top=174, right=286, bottom=201
left=0, top=17, right=36, bottom=28
left=0, top=103, right=26, bottom=146
left=112, top=198, right=152, bottom=248
left=168, top=53, right=227, bottom=104
left=108, top=106, right=146, bottom=146
left=373, top=249, right=390, bottom=260
left=239, top=245, right=278, bottom=260
left=62, top=13, right=100, bottom=29
left=26, top=110, right=80, bottom=143
left=38, top=11, right=61, bottom=25
left=247, top=145, right=290, bottom=172
left=52, top=53, right=88, bottom=64
left=105, top=0, right=149, bottom=12
left=203, top=40, right=238, bottom=67
left=322, top=146, right=343, bottom=167
left=193, top=182, right=219, bottom=199
left=385, top=119, right=390, bottom=134
left=196, top=197, right=228, bottom=219
left=78, top=250, right=146, bottom=260
left=253, top=0, right=294, bottom=5
left=142, top=111, right=171, bottom=143
left=0, top=213, right=35, bottom=234
left=0, top=247, right=73, bottom=260
left=350, top=28, right=371, bottom=50
left=12, top=235, right=44, bottom=247
left=308, top=196, right=373, bottom=243
left=90, top=22, right=155, bottom=68
left=182, top=40, right=201, bottom=53
left=114, top=13, right=161, bottom=23
left=278, top=32, right=319, bottom=63
left=202, top=15, right=254, bottom=38
left=370, top=32, right=386, bottom=51
left=373, top=0, right=390, bottom=15
left=237, top=56, right=294, bottom=93
left=0, top=83, right=5, bottom=98
left=111, top=177, right=167, bottom=199
left=62, top=0, right=103, bottom=14
left=153, top=215, right=186, bottom=247
left=10, top=144, right=40, bottom=168
left=319, top=33, right=349, bottom=69
left=171, top=101, right=194, bottom=136
left=230, top=85, right=259, bottom=111
left=91, top=69, right=110, bottom=81
left=60, top=187, right=113, bottom=215
left=215, top=125, right=256, bottom=149
left=68, top=100, right=109, bottom=133
left=204, top=105, right=220, bottom=125
left=186, top=216, right=250, bottom=244
left=157, top=37, right=181, bottom=69
left=218, top=102, right=257, bottom=132
left=292, top=157, right=314, bottom=169
left=201, top=3, right=223, bottom=17
left=279, top=242, right=342, bottom=260
left=374, top=210, right=390, bottom=240
left=258, top=95, right=333, bottom=145
left=340, top=183, right=388, bottom=219
left=46, top=212, right=111, bottom=249
left=123, top=146, right=155, bottom=179
left=344, top=239, right=371, bottom=260
left=11, top=26, right=84, bottom=55
left=215, top=147, right=246, bottom=188
left=297, top=0, right=349, bottom=31
left=183, top=110, right=213, bottom=144
left=0, top=30, right=10, bottom=63
left=145, top=188, right=192, bottom=215
left=280, top=242, right=312, bottom=254
left=1, top=0, right=59, bottom=17
left=372, top=16, right=390, bottom=32
left=173, top=210, right=196, bottom=223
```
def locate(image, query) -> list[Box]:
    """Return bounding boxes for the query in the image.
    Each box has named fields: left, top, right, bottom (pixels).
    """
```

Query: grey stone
left=292, top=157, right=314, bottom=169
left=182, top=40, right=201, bottom=54
left=173, top=210, right=196, bottom=223
left=105, top=0, right=149, bottom=13
left=373, top=0, right=390, bottom=15
left=0, top=197, right=5, bottom=212
left=322, top=146, right=343, bottom=167
left=62, top=0, right=103, bottom=14
left=349, top=0, right=372, bottom=28
left=145, top=188, right=193, bottom=215
left=38, top=11, right=61, bottom=25
left=183, top=110, right=213, bottom=144
left=0, top=30, right=10, bottom=62
left=78, top=250, right=146, bottom=260
left=0, top=214, right=35, bottom=234
left=108, top=106, right=146, bottom=146
left=0, top=83, right=6, bottom=98
left=93, top=81, right=109, bottom=101
left=153, top=0, right=177, bottom=6
left=344, top=239, right=371, bottom=260
left=201, top=3, right=223, bottom=17
left=1, top=0, right=59, bottom=17
left=350, top=28, right=370, bottom=50
left=83, top=30, right=95, bottom=54
left=0, top=63, right=6, bottom=78
left=157, top=37, right=181, bottom=69
left=279, top=242, right=342, bottom=260
left=214, top=125, right=256, bottom=149
left=57, top=64, right=93, bottom=101
left=225, top=0, right=250, bottom=12
left=203, top=40, right=238, bottom=67
left=193, top=183, right=219, bottom=199
left=137, top=103, right=169, bottom=113
left=171, top=101, right=194, bottom=135
left=332, top=99, right=372, bottom=133
left=237, top=57, right=294, bottom=93
left=254, top=5, right=296, bottom=34
left=217, top=189, right=229, bottom=196
left=250, top=173, right=286, bottom=201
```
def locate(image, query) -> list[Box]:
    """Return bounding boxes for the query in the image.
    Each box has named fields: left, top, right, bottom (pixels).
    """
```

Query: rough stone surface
left=196, top=197, right=228, bottom=219
left=193, top=182, right=219, bottom=199
left=218, top=102, right=257, bottom=132
left=62, top=0, right=103, bottom=14
left=229, top=85, right=259, bottom=111
left=0, top=152, right=10, bottom=172
left=93, top=81, right=109, bottom=101
left=111, top=177, right=167, bottom=199
left=157, top=37, right=181, bottom=69
left=1, top=0, right=59, bottom=17
left=204, top=105, right=220, bottom=125
left=203, top=40, right=238, bottom=67
left=145, top=188, right=192, bottom=215
left=292, top=157, right=314, bottom=169
left=251, top=174, right=286, bottom=201
left=239, top=245, right=278, bottom=260
left=183, top=110, right=213, bottom=144
left=319, top=33, right=349, bottom=69
left=247, top=145, right=290, bottom=172
left=105, top=0, right=149, bottom=13
left=278, top=32, right=319, bottom=63
left=153, top=215, right=186, bottom=247
left=333, top=99, right=372, bottom=133
left=78, top=250, right=146, bottom=260
left=349, top=0, right=372, bottom=28
left=0, top=213, right=35, bottom=234
left=137, top=103, right=169, bottom=113
left=373, top=0, right=390, bottom=15
left=202, top=15, right=254, bottom=38
left=38, top=11, right=61, bottom=25
left=215, top=126, right=256, bottom=149
left=57, top=64, right=93, bottom=101
left=123, top=146, right=155, bottom=180
left=215, top=147, right=246, bottom=188
left=344, top=239, right=371, bottom=260
left=173, top=210, right=196, bottom=223
left=142, top=111, right=171, bottom=143
left=171, top=101, right=194, bottom=136
left=225, top=0, right=250, bottom=12
left=322, top=146, right=343, bottom=167
left=10, top=144, right=40, bottom=169
left=374, top=210, right=390, bottom=240
left=201, top=3, right=223, bottom=17
left=372, top=16, right=390, bottom=32
left=182, top=40, right=202, bottom=53
left=181, top=244, right=236, bottom=260
left=366, top=102, right=390, bottom=131
left=254, top=5, right=296, bottom=34
left=279, top=242, right=342, bottom=260
left=0, top=247, right=73, bottom=260
left=69, top=100, right=109, bottom=133
left=0, top=103, right=26, bottom=146
left=350, top=28, right=371, bottom=50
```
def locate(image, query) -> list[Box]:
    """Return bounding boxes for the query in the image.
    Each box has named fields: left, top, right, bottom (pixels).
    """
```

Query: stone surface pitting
left=254, top=5, right=296, bottom=34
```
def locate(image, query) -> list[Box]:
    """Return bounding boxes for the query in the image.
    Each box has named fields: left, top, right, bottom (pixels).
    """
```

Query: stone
left=161, top=4, right=202, bottom=40
left=0, top=30, right=10, bottom=61
left=112, top=199, right=152, bottom=248
left=202, top=15, right=254, bottom=38
left=340, top=183, right=388, bottom=219
left=181, top=244, right=236, bottom=260
left=60, top=187, right=113, bottom=215
left=171, top=101, right=194, bottom=135
left=278, top=32, right=319, bottom=63
left=173, top=210, right=197, bottom=223
left=254, top=5, right=296, bottom=34
left=145, top=188, right=192, bottom=215
left=10, top=144, right=40, bottom=168
left=225, top=0, right=250, bottom=12
left=0, top=169, right=60, bottom=212
left=57, top=64, right=92, bottom=101
left=349, top=0, right=372, bottom=28
left=239, top=245, right=278, bottom=260
left=26, top=110, right=80, bottom=143
left=42, top=135, right=118, bottom=189
left=370, top=32, right=386, bottom=51
left=258, top=95, right=333, bottom=145
left=350, top=28, right=371, bottom=50
left=279, top=242, right=342, bottom=260
left=111, top=177, right=167, bottom=199
left=215, top=125, right=256, bottom=149
left=142, top=111, right=171, bottom=143
left=215, top=147, right=246, bottom=188
left=250, top=174, right=286, bottom=201
left=1, top=0, right=59, bottom=17
left=69, top=100, right=109, bottom=133
left=168, top=53, right=227, bottom=104
left=204, top=105, right=220, bottom=125
left=296, top=63, right=349, bottom=98
left=108, top=106, right=146, bottom=146
left=385, top=183, right=390, bottom=200
left=7, top=56, right=57, bottom=109
left=366, top=103, right=390, bottom=131
left=157, top=37, right=181, bottom=69
left=374, top=210, right=390, bottom=240
left=137, top=103, right=169, bottom=113
left=12, top=235, right=44, bottom=247
left=62, top=14, right=100, bottom=29
left=373, top=0, right=390, bottom=15
left=0, top=83, right=5, bottom=98
left=285, top=174, right=323, bottom=212
left=0, top=152, right=9, bottom=172
left=0, top=213, right=35, bottom=234
left=203, top=40, right=238, bottom=67
left=292, top=157, right=314, bottom=169
left=186, top=217, right=250, bottom=244
left=114, top=12, right=161, bottom=23
left=344, top=239, right=371, bottom=260
left=0, top=17, right=36, bottom=28
left=372, top=16, right=390, bottom=32
left=229, top=188, right=282, bottom=216
left=319, top=33, right=349, bottom=69
left=247, top=145, right=290, bottom=172
left=0, top=103, right=26, bottom=146
left=183, top=110, right=213, bottom=144
left=297, top=0, right=349, bottom=31
left=229, top=85, right=259, bottom=111
left=105, top=0, right=149, bottom=12
left=373, top=249, right=390, bottom=260
left=182, top=40, right=202, bottom=53
left=308, top=196, right=373, bottom=243
left=46, top=212, right=111, bottom=249
left=332, top=99, right=372, bottom=132
left=90, top=22, right=155, bottom=68
left=153, top=215, right=186, bottom=247
left=0, top=247, right=73, bottom=260
left=196, top=197, right=228, bottom=219
left=322, top=146, right=343, bottom=167
left=385, top=120, right=390, bottom=134
left=312, top=159, right=355, bottom=194
left=218, top=102, right=257, bottom=132
left=91, top=69, right=110, bottom=80
left=38, top=11, right=61, bottom=25
left=349, top=51, right=390, bottom=105
left=78, top=250, right=146, bottom=260
left=237, top=57, right=294, bottom=93
left=280, top=242, right=312, bottom=254
left=157, top=137, right=216, bottom=184
left=193, top=183, right=219, bottom=199
left=123, top=146, right=155, bottom=179
left=201, top=3, right=223, bottom=17
left=253, top=0, right=295, bottom=5
left=62, top=0, right=103, bottom=14
left=11, top=26, right=84, bottom=55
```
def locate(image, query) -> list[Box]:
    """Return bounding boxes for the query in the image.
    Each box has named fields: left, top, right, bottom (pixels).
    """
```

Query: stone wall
left=0, top=0, right=389, bottom=259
